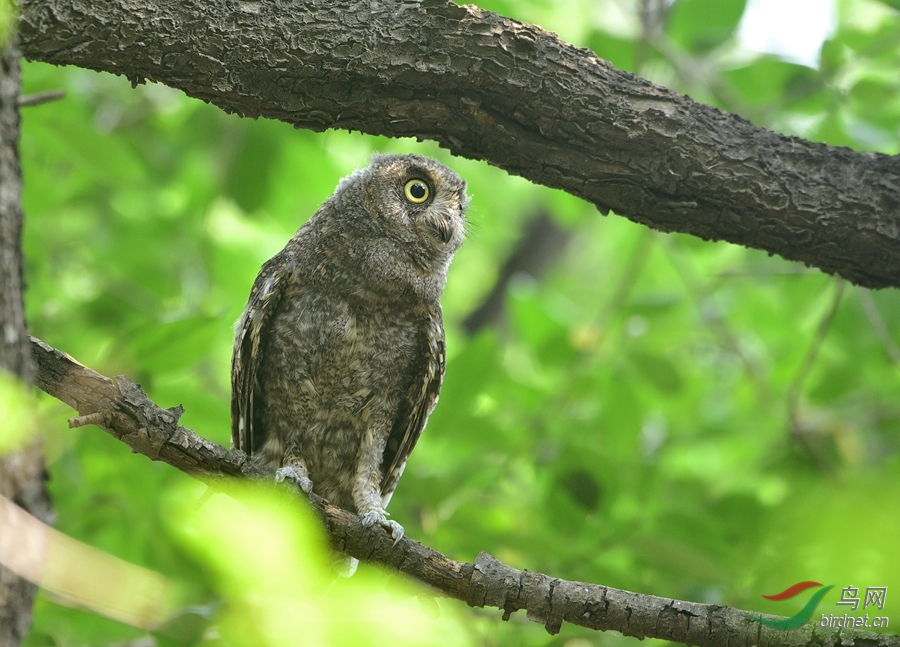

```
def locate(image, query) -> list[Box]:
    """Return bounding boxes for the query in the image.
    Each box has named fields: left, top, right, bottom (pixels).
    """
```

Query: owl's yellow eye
left=404, top=179, right=430, bottom=204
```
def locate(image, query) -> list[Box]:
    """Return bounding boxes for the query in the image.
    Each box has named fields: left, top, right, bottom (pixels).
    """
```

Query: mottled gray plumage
left=231, top=154, right=467, bottom=546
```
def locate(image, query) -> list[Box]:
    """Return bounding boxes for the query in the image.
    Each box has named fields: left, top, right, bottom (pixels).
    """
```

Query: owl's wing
left=231, top=256, right=288, bottom=457
left=379, top=310, right=446, bottom=504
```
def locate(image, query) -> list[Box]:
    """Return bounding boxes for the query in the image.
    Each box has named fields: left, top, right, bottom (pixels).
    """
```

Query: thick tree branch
left=17, top=0, right=900, bottom=289
left=29, top=336, right=899, bottom=647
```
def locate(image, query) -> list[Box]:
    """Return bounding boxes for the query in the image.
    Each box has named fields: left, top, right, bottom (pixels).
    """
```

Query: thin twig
left=18, top=90, right=65, bottom=107
left=857, top=287, right=900, bottom=365
left=786, top=278, right=846, bottom=433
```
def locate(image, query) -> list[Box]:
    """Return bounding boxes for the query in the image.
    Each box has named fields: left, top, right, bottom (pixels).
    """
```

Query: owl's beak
left=430, top=215, right=455, bottom=244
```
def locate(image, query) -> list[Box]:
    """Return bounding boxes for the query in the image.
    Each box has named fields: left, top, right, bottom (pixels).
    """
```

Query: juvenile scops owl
left=231, top=154, right=468, bottom=545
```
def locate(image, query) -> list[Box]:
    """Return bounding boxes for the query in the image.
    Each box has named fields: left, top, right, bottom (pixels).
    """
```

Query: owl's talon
left=359, top=512, right=404, bottom=545
left=358, top=511, right=381, bottom=528
left=384, top=519, right=405, bottom=546
left=274, top=466, right=314, bottom=494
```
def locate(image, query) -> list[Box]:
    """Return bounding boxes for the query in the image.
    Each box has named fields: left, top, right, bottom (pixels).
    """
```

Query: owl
left=231, top=154, right=468, bottom=550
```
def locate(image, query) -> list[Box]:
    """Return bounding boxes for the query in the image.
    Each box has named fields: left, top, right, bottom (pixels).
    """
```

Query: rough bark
left=0, top=39, right=51, bottom=647
left=28, top=336, right=899, bottom=647
left=17, top=0, right=900, bottom=289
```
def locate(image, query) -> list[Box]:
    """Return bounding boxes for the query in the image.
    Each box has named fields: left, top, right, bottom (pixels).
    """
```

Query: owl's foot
left=274, top=466, right=314, bottom=494
left=359, top=511, right=405, bottom=546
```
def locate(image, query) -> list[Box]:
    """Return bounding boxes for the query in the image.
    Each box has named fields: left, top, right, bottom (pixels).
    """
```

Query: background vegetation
left=12, top=0, right=900, bottom=644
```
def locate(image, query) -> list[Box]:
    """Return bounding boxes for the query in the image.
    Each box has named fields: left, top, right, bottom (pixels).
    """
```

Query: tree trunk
left=0, top=37, right=52, bottom=647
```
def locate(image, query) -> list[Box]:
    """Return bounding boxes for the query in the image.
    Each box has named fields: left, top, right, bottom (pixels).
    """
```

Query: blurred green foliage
left=11, top=0, right=900, bottom=645
left=162, top=481, right=471, bottom=647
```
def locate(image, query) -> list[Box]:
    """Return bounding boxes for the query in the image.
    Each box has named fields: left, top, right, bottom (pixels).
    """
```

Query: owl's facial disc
left=394, top=172, right=465, bottom=249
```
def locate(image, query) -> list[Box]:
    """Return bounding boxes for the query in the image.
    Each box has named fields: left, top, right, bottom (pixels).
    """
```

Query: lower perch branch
left=28, top=336, right=897, bottom=647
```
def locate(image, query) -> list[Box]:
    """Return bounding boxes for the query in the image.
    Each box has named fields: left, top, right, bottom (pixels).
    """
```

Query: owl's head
left=365, top=155, right=469, bottom=261
left=352, top=154, right=469, bottom=262
left=310, top=154, right=469, bottom=301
